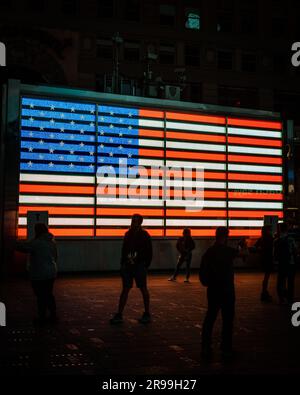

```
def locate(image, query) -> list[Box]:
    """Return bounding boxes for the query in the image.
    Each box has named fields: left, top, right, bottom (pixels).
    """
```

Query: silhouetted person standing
left=274, top=222, right=297, bottom=304
left=169, top=228, right=195, bottom=283
left=255, top=225, right=274, bottom=302
left=110, top=214, right=152, bottom=324
left=199, top=227, right=237, bottom=359
left=16, top=223, right=58, bottom=326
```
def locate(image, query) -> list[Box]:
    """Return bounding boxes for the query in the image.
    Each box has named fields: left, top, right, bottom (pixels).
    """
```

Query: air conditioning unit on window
left=165, top=85, right=181, bottom=100
left=148, top=84, right=158, bottom=97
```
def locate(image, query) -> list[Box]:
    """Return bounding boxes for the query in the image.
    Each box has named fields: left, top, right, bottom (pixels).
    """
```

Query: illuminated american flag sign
left=17, top=96, right=283, bottom=238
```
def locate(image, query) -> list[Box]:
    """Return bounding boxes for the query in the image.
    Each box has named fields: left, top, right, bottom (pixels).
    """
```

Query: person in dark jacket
left=255, top=225, right=274, bottom=302
left=274, top=222, right=297, bottom=304
left=199, top=226, right=237, bottom=359
left=16, top=223, right=58, bottom=326
left=168, top=228, right=195, bottom=282
left=110, top=214, right=153, bottom=325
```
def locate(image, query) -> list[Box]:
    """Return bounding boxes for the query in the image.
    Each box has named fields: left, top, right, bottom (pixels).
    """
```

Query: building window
left=81, top=37, right=93, bottom=51
left=27, top=0, right=45, bottom=12
left=124, top=41, right=140, bottom=62
left=97, top=0, right=114, bottom=18
left=217, top=50, right=233, bottom=70
left=96, top=39, right=113, bottom=59
left=185, top=44, right=200, bottom=66
left=241, top=52, right=256, bottom=72
left=273, top=54, right=287, bottom=73
left=61, top=0, right=78, bottom=15
left=96, top=73, right=105, bottom=92
left=272, top=17, right=287, bottom=37
left=218, top=85, right=258, bottom=108
left=185, top=9, right=201, bottom=30
left=274, top=91, right=300, bottom=119
left=159, top=44, right=175, bottom=64
left=240, top=13, right=257, bottom=34
left=217, top=0, right=234, bottom=10
left=123, top=0, right=140, bottom=22
left=159, top=4, right=176, bottom=26
left=239, top=0, right=258, bottom=9
left=190, top=83, right=202, bottom=103
left=217, top=12, right=233, bottom=33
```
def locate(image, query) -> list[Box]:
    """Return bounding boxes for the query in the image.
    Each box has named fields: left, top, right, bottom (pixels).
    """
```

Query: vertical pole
left=163, top=110, right=167, bottom=237
left=225, top=116, right=229, bottom=229
left=94, top=104, right=98, bottom=238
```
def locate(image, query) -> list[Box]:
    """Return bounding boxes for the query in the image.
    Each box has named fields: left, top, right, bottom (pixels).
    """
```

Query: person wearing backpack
left=274, top=222, right=297, bottom=305
left=110, top=214, right=153, bottom=325
left=16, top=223, right=58, bottom=326
left=199, top=227, right=237, bottom=359
left=254, top=225, right=274, bottom=302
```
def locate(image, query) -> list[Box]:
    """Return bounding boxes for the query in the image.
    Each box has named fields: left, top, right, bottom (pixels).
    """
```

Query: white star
left=71, top=107, right=75, bottom=112
left=80, top=142, right=85, bottom=147
left=59, top=155, right=64, bottom=160
left=59, top=141, right=64, bottom=146
left=70, top=150, right=74, bottom=155
left=80, top=115, right=85, bottom=120
left=89, top=164, right=94, bottom=168
left=89, top=151, right=94, bottom=156
left=29, top=131, right=34, bottom=136
left=29, top=117, right=34, bottom=122
left=100, top=144, right=104, bottom=149
left=39, top=139, right=44, bottom=145
left=109, top=137, right=113, bottom=143
left=80, top=129, right=85, bottom=134
left=90, top=109, right=95, bottom=114
left=49, top=148, right=54, bottom=154
left=27, top=161, right=33, bottom=167
left=50, top=105, right=55, bottom=110
left=50, top=119, right=55, bottom=124
left=119, top=133, right=123, bottom=137
left=128, top=125, right=132, bottom=130
left=79, top=157, right=84, bottom=162
left=60, top=113, right=65, bottom=118
left=39, top=126, right=44, bottom=131
left=90, top=122, right=94, bottom=127
left=100, top=158, right=104, bottom=163
left=110, top=111, right=114, bottom=115
left=109, top=152, right=114, bottom=157
left=128, top=139, right=132, bottom=144
left=60, top=128, right=64, bottom=132
left=70, top=120, right=75, bottom=125
left=128, top=153, right=132, bottom=158
left=118, top=145, right=123, bottom=150
left=128, top=112, right=132, bottom=117
left=109, top=124, right=114, bottom=129
left=49, top=162, right=54, bottom=167
left=69, top=163, right=74, bottom=168
left=28, top=147, right=33, bottom=152
left=30, top=103, right=34, bottom=108
left=100, top=116, right=104, bottom=121
left=100, top=131, right=104, bottom=135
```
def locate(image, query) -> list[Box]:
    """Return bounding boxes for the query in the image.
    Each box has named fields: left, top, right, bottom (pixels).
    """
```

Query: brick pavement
left=0, top=272, right=299, bottom=375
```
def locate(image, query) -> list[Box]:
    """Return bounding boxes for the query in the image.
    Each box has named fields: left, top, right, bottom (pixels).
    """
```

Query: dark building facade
left=0, top=0, right=300, bottom=218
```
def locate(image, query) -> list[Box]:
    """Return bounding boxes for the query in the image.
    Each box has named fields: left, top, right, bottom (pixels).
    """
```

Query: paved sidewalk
left=1, top=272, right=299, bottom=375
